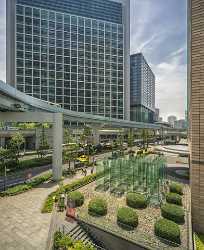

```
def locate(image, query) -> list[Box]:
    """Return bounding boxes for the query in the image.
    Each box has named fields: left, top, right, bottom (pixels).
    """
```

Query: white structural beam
left=0, top=112, right=63, bottom=181
left=52, top=113, right=63, bottom=181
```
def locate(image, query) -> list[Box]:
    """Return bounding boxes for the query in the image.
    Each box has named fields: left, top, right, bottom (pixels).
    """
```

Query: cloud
left=130, top=0, right=187, bottom=121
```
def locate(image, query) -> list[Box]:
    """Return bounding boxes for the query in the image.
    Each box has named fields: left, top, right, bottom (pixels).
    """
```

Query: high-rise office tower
left=130, top=53, right=155, bottom=123
left=7, top=0, right=130, bottom=120
left=189, top=0, right=204, bottom=233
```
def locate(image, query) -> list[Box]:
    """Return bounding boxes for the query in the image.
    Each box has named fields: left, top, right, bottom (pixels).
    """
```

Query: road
left=0, top=151, right=112, bottom=191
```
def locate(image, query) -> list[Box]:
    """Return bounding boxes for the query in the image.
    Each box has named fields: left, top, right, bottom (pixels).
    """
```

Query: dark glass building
left=7, top=0, right=130, bottom=120
left=130, top=53, right=155, bottom=123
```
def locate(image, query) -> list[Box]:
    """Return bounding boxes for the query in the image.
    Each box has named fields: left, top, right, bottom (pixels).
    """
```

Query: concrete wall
left=80, top=222, right=146, bottom=250
left=189, top=0, right=204, bottom=233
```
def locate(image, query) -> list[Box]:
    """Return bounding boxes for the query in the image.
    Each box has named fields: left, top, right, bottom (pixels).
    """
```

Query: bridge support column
left=52, top=113, right=63, bottom=181
left=0, top=137, right=5, bottom=148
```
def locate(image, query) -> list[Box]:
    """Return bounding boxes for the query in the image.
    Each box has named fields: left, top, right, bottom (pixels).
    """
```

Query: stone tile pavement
left=0, top=171, right=92, bottom=250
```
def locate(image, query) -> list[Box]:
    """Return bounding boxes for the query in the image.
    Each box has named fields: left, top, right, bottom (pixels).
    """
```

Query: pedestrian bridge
left=0, top=80, right=186, bottom=180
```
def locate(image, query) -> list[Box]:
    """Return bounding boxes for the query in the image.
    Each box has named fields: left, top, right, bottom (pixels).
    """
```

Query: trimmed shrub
left=161, top=203, right=185, bottom=224
left=169, top=182, right=183, bottom=195
left=117, top=207, right=138, bottom=229
left=67, top=191, right=84, bottom=207
left=154, top=218, right=181, bottom=244
left=88, top=197, right=107, bottom=216
left=166, top=193, right=182, bottom=206
left=42, top=172, right=102, bottom=213
left=126, top=192, right=148, bottom=209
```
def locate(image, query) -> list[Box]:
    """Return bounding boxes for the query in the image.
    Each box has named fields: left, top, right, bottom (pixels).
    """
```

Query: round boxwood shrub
left=155, top=218, right=181, bottom=244
left=126, top=192, right=148, bottom=209
left=169, top=182, right=183, bottom=195
left=117, top=207, right=138, bottom=229
left=67, top=191, right=84, bottom=207
left=166, top=193, right=182, bottom=206
left=161, top=203, right=185, bottom=224
left=88, top=197, right=107, bottom=216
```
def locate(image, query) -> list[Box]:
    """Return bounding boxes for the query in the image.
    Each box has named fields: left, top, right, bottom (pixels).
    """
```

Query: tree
left=64, top=128, right=73, bottom=145
left=37, top=125, right=49, bottom=158
left=80, top=126, right=92, bottom=163
left=9, top=132, right=25, bottom=164
left=128, top=129, right=134, bottom=150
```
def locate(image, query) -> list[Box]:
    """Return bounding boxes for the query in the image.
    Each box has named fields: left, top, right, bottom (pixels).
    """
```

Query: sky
left=0, top=0, right=187, bottom=121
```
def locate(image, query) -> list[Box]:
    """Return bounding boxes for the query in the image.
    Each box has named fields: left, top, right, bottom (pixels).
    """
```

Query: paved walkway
left=0, top=170, right=92, bottom=250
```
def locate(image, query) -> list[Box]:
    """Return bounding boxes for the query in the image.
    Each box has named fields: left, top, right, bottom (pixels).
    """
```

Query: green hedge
left=67, top=191, right=84, bottom=207
left=42, top=173, right=99, bottom=213
left=0, top=172, right=52, bottom=197
left=154, top=218, right=181, bottom=244
left=169, top=182, right=183, bottom=195
left=166, top=193, right=182, bottom=206
left=0, top=156, right=52, bottom=174
left=161, top=203, right=185, bottom=224
left=126, top=192, right=148, bottom=209
left=117, top=207, right=138, bottom=229
left=88, top=197, right=107, bottom=216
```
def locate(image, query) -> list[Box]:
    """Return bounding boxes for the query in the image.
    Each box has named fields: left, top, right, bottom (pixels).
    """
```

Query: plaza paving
left=0, top=171, right=91, bottom=250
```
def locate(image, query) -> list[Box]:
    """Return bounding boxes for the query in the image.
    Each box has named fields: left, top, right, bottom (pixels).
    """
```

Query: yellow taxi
left=77, top=155, right=89, bottom=163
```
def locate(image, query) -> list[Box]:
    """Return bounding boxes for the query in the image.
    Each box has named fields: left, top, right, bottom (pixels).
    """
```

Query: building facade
left=130, top=53, right=155, bottom=123
left=174, top=119, right=187, bottom=130
left=167, top=115, right=177, bottom=128
left=6, top=0, right=130, bottom=120
left=189, top=0, right=204, bottom=233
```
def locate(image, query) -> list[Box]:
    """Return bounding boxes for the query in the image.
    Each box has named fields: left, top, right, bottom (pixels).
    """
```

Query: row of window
left=16, top=16, right=123, bottom=34
left=16, top=2, right=122, bottom=25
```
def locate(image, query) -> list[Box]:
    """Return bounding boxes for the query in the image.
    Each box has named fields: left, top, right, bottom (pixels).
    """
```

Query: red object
left=66, top=207, right=76, bottom=218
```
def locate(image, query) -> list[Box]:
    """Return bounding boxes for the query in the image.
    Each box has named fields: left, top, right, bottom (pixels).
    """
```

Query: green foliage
left=126, top=192, right=148, bottom=209
left=154, top=218, right=181, bottom=244
left=169, top=182, right=183, bottom=195
left=42, top=173, right=99, bottom=213
left=128, top=129, right=134, bottom=148
left=0, top=172, right=52, bottom=196
left=161, top=203, right=185, bottom=224
left=54, top=232, right=96, bottom=250
left=195, top=233, right=204, bottom=250
left=2, top=156, right=52, bottom=174
left=166, top=192, right=182, bottom=206
left=37, top=126, right=50, bottom=158
left=9, top=132, right=25, bottom=163
left=54, top=231, right=73, bottom=249
left=88, top=197, right=107, bottom=216
left=117, top=207, right=138, bottom=229
left=67, top=191, right=84, bottom=207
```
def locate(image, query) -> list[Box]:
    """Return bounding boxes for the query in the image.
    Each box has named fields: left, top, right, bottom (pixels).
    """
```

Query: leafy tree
left=64, top=128, right=73, bottom=145
left=128, top=129, right=134, bottom=149
left=0, top=148, right=11, bottom=171
left=80, top=126, right=92, bottom=163
left=37, top=125, right=49, bottom=158
left=9, top=132, right=25, bottom=164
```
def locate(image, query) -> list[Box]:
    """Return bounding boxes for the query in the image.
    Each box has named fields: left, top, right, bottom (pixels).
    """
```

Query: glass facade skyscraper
left=7, top=0, right=130, bottom=120
left=130, top=53, right=155, bottom=123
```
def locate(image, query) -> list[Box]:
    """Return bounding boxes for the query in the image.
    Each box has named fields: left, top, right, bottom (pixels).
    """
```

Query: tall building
left=6, top=0, right=130, bottom=120
left=154, top=108, right=160, bottom=122
left=167, top=115, right=177, bottom=128
left=130, top=53, right=155, bottom=123
left=174, top=119, right=187, bottom=130
left=189, top=0, right=204, bottom=233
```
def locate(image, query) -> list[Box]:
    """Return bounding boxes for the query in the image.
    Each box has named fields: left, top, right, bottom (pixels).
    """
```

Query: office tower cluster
left=7, top=0, right=157, bottom=123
